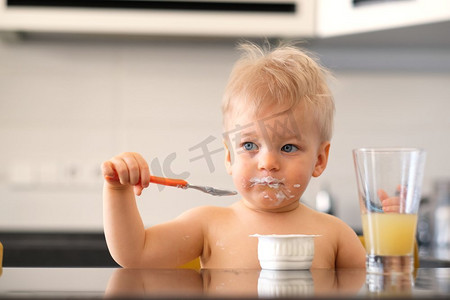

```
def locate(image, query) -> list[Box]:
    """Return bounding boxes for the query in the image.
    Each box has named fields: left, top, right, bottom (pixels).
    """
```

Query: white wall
left=0, top=33, right=449, bottom=231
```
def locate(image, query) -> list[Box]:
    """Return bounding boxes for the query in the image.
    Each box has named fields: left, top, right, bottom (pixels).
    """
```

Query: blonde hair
left=222, top=41, right=335, bottom=142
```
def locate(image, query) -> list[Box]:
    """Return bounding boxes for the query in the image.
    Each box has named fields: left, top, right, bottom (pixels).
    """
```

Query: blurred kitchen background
left=0, top=0, right=449, bottom=266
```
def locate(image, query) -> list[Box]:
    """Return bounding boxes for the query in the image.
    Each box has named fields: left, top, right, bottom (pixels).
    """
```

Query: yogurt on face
left=248, top=177, right=301, bottom=205
left=250, top=176, right=285, bottom=189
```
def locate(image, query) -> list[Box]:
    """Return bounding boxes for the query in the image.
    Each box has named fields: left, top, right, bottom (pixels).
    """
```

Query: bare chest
left=201, top=215, right=336, bottom=269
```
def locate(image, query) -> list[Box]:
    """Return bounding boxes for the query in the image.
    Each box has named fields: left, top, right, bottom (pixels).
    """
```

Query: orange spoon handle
left=150, top=176, right=188, bottom=188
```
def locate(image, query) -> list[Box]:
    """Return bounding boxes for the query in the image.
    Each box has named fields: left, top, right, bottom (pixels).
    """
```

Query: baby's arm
left=102, top=152, right=203, bottom=268
left=335, top=221, right=366, bottom=268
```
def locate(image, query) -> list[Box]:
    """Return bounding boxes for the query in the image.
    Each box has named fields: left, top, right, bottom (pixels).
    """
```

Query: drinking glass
left=353, top=148, right=426, bottom=274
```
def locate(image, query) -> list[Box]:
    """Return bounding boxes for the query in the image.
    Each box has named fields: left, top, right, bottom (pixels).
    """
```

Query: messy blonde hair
left=222, top=41, right=335, bottom=142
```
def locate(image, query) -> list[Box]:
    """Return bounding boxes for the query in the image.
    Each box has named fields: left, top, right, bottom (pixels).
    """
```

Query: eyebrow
left=271, top=133, right=303, bottom=144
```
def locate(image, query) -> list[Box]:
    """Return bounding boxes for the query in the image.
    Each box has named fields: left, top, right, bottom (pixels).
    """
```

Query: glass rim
left=353, top=147, right=425, bottom=154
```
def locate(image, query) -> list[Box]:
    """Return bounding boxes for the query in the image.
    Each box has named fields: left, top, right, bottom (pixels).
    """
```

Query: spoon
left=150, top=176, right=237, bottom=197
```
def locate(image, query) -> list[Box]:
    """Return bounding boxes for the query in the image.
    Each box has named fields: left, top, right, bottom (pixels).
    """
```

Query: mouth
left=249, top=176, right=285, bottom=189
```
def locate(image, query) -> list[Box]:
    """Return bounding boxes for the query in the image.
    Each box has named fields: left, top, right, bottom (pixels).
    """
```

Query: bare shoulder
left=301, top=205, right=365, bottom=268
left=300, top=205, right=361, bottom=248
left=302, top=204, right=354, bottom=233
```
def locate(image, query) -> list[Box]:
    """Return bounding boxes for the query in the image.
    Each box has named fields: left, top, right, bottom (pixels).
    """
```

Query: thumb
left=134, top=184, right=144, bottom=196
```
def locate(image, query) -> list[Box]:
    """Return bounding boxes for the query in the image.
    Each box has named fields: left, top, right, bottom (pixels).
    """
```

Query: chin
left=246, top=196, right=300, bottom=212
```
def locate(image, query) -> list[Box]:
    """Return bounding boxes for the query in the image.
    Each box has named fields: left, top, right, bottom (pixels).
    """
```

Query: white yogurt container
left=251, top=234, right=319, bottom=270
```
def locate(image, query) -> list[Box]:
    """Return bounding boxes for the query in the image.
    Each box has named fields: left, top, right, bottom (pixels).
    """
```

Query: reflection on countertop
left=105, top=268, right=367, bottom=298
left=105, top=268, right=450, bottom=298
left=1, top=267, right=449, bottom=298
left=104, top=268, right=367, bottom=298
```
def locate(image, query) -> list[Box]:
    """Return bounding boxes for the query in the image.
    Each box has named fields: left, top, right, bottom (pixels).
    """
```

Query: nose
left=258, top=149, right=280, bottom=172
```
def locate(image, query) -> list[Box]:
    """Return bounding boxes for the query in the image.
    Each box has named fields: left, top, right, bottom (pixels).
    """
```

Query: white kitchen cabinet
left=0, top=0, right=449, bottom=38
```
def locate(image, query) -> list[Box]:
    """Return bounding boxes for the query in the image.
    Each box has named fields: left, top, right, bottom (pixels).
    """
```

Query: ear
left=224, top=139, right=233, bottom=175
left=312, top=142, right=330, bottom=177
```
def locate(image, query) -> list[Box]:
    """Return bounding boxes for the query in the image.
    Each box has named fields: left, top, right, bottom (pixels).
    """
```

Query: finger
left=110, top=156, right=130, bottom=185
left=382, top=195, right=401, bottom=213
left=381, top=196, right=401, bottom=207
left=382, top=205, right=401, bottom=213
left=101, top=161, right=118, bottom=182
left=121, top=153, right=141, bottom=186
left=132, top=153, right=151, bottom=188
left=377, top=189, right=390, bottom=201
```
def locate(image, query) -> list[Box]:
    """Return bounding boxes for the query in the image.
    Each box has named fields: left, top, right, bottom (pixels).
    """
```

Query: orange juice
left=361, top=213, right=418, bottom=256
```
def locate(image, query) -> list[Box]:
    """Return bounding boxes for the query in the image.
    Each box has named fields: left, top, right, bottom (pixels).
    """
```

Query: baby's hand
left=101, top=152, right=150, bottom=196
left=377, top=185, right=405, bottom=213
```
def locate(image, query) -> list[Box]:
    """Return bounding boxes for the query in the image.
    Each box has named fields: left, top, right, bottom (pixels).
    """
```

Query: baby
left=102, top=42, right=366, bottom=269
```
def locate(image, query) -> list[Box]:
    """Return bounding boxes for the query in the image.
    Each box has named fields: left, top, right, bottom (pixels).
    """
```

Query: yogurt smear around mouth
left=249, top=176, right=285, bottom=189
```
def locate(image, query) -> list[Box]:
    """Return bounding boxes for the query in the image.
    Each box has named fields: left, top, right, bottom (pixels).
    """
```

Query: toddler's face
left=224, top=104, right=329, bottom=212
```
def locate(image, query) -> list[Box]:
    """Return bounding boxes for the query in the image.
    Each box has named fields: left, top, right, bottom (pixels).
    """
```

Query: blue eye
left=243, top=142, right=258, bottom=151
left=281, top=144, right=298, bottom=153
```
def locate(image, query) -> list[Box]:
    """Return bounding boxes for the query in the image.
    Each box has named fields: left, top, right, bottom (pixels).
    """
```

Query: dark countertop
left=0, top=231, right=118, bottom=267
left=0, top=267, right=449, bottom=299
